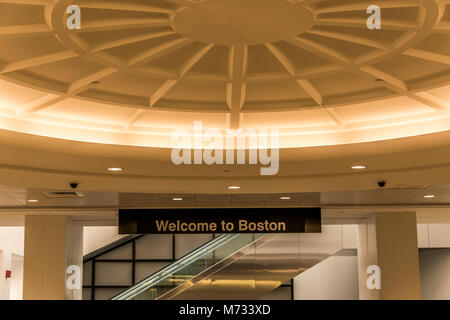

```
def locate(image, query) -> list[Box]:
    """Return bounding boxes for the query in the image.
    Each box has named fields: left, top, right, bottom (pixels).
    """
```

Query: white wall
left=0, top=227, right=24, bottom=300
left=0, top=251, right=2, bottom=299
left=0, top=227, right=24, bottom=256
left=294, top=254, right=359, bottom=300
left=293, top=224, right=359, bottom=300
left=9, top=254, right=23, bottom=300
left=83, top=226, right=125, bottom=255
left=417, top=224, right=450, bottom=248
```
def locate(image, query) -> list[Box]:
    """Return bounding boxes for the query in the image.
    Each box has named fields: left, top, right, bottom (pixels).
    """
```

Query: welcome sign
left=119, top=208, right=321, bottom=234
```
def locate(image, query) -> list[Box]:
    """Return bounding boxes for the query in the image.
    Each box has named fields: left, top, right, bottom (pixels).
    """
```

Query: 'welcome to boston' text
left=155, top=219, right=286, bottom=232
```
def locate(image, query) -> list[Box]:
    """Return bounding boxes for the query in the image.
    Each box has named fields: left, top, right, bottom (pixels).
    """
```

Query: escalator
left=112, top=229, right=343, bottom=300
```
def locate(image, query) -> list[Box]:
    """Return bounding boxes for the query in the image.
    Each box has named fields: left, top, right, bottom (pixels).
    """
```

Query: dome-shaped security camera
left=377, top=180, right=387, bottom=188
left=69, top=182, right=79, bottom=189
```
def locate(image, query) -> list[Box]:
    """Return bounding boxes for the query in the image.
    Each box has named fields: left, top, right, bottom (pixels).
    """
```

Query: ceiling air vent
left=386, top=184, right=430, bottom=190
left=42, top=191, right=84, bottom=198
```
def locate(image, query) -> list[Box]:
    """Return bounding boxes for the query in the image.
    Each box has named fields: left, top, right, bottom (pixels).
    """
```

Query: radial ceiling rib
left=412, top=92, right=450, bottom=113
left=359, top=66, right=408, bottom=91
left=166, top=0, right=195, bottom=6
left=67, top=67, right=119, bottom=94
left=265, top=43, right=324, bottom=105
left=290, top=37, right=413, bottom=98
left=227, top=45, right=248, bottom=129
left=297, top=79, right=323, bottom=105
left=123, top=109, right=146, bottom=131
left=77, top=1, right=175, bottom=14
left=0, top=0, right=52, bottom=4
left=127, top=37, right=192, bottom=66
left=287, top=36, right=352, bottom=65
left=91, top=30, right=176, bottom=52
left=265, top=43, right=297, bottom=76
left=325, top=108, right=345, bottom=127
left=434, top=21, right=450, bottom=33
left=80, top=18, right=172, bottom=33
left=139, top=65, right=179, bottom=79
left=0, top=24, right=52, bottom=38
left=314, top=18, right=419, bottom=31
left=307, top=30, right=390, bottom=50
left=179, top=43, right=215, bottom=77
left=0, top=50, right=77, bottom=74
left=315, top=0, right=420, bottom=14
left=16, top=95, right=65, bottom=118
left=150, top=79, right=178, bottom=106
left=18, top=68, right=120, bottom=117
left=296, top=64, right=343, bottom=78
left=300, top=0, right=327, bottom=6
left=402, top=48, right=450, bottom=65
left=227, top=83, right=246, bottom=129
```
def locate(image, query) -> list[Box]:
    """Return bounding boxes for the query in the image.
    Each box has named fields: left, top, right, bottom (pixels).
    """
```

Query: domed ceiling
left=0, top=0, right=449, bottom=148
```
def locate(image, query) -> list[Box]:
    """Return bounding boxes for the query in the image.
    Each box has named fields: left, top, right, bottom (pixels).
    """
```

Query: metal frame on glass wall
left=83, top=234, right=294, bottom=300
left=83, top=235, right=176, bottom=300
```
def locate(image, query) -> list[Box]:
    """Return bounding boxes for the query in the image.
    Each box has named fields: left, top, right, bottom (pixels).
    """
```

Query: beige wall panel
left=375, top=213, right=421, bottom=300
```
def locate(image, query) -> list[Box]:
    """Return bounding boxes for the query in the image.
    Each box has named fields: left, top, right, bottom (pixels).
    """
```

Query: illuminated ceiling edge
left=0, top=112, right=448, bottom=149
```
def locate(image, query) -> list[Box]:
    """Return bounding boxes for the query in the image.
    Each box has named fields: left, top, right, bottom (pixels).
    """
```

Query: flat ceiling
left=0, top=183, right=449, bottom=209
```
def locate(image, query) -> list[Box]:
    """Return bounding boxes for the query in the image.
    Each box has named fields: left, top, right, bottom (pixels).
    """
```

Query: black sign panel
left=119, top=208, right=321, bottom=234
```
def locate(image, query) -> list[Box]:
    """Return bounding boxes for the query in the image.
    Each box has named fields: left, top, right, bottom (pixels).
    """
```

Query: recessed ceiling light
left=228, top=186, right=240, bottom=190
left=172, top=197, right=183, bottom=201
left=424, top=195, right=435, bottom=199
left=351, top=165, right=366, bottom=170
left=27, top=199, right=38, bottom=203
left=280, top=196, right=291, bottom=200
left=107, top=167, right=123, bottom=172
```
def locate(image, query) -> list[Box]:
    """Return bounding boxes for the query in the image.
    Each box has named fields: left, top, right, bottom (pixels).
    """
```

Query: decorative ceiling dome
left=0, top=0, right=449, bottom=148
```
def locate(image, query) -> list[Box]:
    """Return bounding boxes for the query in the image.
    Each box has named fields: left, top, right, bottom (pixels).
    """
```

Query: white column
left=65, top=220, right=83, bottom=300
left=23, top=216, right=83, bottom=300
left=357, top=215, right=379, bottom=300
